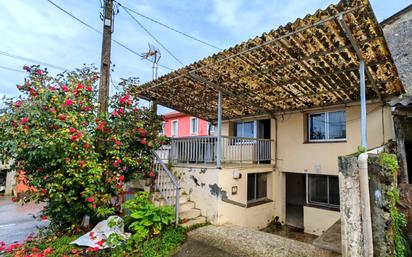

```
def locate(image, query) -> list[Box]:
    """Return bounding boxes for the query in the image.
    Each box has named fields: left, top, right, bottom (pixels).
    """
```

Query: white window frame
left=208, top=122, right=215, bottom=136
left=161, top=122, right=165, bottom=135
left=190, top=117, right=198, bottom=135
left=171, top=120, right=178, bottom=137
left=306, top=174, right=340, bottom=209
left=308, top=110, right=346, bottom=142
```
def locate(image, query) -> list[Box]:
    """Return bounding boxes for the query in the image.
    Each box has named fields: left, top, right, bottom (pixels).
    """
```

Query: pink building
left=162, top=111, right=212, bottom=138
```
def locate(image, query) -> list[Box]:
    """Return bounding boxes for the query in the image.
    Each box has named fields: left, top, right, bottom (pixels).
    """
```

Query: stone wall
left=382, top=6, right=412, bottom=94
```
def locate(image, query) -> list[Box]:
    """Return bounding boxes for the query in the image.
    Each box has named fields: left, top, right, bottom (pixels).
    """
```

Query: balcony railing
left=157, top=136, right=273, bottom=165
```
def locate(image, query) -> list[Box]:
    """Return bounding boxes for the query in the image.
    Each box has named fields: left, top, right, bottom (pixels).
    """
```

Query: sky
left=0, top=0, right=410, bottom=113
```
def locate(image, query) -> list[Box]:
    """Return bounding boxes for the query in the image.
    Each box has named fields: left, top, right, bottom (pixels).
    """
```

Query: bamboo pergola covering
left=133, top=0, right=404, bottom=121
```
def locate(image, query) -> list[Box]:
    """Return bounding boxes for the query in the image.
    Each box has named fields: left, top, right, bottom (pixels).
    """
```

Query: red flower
left=50, top=86, right=56, bottom=91
left=70, top=135, right=76, bottom=141
left=83, top=107, right=90, bottom=111
left=11, top=121, right=17, bottom=127
left=86, top=85, right=93, bottom=92
left=149, top=171, right=155, bottom=177
left=6, top=243, right=21, bottom=253
left=115, top=140, right=121, bottom=146
left=41, top=215, right=48, bottom=221
left=140, top=138, right=147, bottom=145
left=119, top=107, right=124, bottom=115
left=112, top=110, right=118, bottom=116
left=87, top=197, right=94, bottom=203
left=92, top=203, right=96, bottom=209
left=58, top=114, right=66, bottom=121
left=15, top=100, right=22, bottom=107
left=65, top=98, right=73, bottom=106
left=43, top=247, right=53, bottom=255
left=61, top=85, right=69, bottom=92
left=69, top=127, right=76, bottom=133
left=83, top=143, right=90, bottom=149
left=119, top=175, right=125, bottom=181
left=77, top=83, right=84, bottom=90
left=113, top=162, right=119, bottom=168
left=37, top=69, right=42, bottom=76
left=21, top=117, right=28, bottom=125
left=97, top=121, right=106, bottom=131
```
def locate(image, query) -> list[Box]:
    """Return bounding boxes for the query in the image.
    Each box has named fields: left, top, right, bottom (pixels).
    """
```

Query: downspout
left=273, top=116, right=278, bottom=170
left=359, top=60, right=373, bottom=257
left=217, top=91, right=222, bottom=169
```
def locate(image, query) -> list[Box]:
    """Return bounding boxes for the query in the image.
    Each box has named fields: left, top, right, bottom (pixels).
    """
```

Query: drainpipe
left=359, top=60, right=373, bottom=257
left=217, top=91, right=222, bottom=168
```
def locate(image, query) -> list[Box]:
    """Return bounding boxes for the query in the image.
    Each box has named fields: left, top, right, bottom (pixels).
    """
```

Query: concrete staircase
left=151, top=191, right=206, bottom=228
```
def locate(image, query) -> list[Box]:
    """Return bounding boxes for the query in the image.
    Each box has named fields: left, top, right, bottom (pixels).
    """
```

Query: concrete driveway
left=0, top=196, right=48, bottom=244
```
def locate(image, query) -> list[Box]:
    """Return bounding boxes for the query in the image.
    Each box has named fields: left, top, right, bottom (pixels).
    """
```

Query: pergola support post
left=217, top=90, right=222, bottom=168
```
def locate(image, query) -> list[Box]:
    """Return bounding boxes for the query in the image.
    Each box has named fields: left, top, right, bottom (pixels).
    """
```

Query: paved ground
left=172, top=239, right=238, bottom=257
left=0, top=196, right=48, bottom=244
left=173, top=225, right=340, bottom=257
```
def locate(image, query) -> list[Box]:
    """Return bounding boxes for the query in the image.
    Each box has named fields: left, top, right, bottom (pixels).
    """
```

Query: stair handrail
left=151, top=150, right=180, bottom=226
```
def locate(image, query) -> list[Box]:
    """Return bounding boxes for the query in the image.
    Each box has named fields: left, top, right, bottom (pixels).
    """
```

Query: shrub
left=122, top=192, right=175, bottom=247
left=0, top=65, right=167, bottom=230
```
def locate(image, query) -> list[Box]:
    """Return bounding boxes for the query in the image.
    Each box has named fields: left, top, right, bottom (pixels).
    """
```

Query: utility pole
left=98, top=0, right=114, bottom=114
left=142, top=44, right=161, bottom=114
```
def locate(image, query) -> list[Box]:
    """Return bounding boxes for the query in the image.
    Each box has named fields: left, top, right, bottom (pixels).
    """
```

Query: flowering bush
left=0, top=65, right=166, bottom=230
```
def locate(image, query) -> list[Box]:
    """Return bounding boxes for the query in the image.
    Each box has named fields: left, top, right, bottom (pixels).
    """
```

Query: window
left=161, top=122, right=165, bottom=135
left=171, top=120, right=178, bottom=137
left=234, top=121, right=255, bottom=138
left=190, top=118, right=198, bottom=134
left=308, top=111, right=346, bottom=141
left=247, top=173, right=268, bottom=203
left=208, top=122, right=215, bottom=135
left=308, top=175, right=340, bottom=208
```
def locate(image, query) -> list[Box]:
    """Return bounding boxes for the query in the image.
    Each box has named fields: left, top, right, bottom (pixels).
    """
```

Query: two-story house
left=133, top=0, right=405, bottom=236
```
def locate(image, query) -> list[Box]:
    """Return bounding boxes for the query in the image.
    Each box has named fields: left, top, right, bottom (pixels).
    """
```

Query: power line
left=119, top=5, right=185, bottom=66
left=46, top=0, right=173, bottom=71
left=0, top=50, right=68, bottom=70
left=115, top=1, right=222, bottom=51
left=0, top=65, right=26, bottom=74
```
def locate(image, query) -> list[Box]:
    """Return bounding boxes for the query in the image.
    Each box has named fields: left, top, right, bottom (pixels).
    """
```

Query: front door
left=286, top=173, right=306, bottom=229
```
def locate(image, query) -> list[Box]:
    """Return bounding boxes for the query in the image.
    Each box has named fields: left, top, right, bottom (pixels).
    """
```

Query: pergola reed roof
left=132, top=0, right=404, bottom=121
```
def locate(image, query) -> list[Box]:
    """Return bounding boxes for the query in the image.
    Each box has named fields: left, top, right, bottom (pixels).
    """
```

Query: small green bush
left=379, top=152, right=399, bottom=174
left=123, top=192, right=175, bottom=247
left=387, top=187, right=408, bottom=257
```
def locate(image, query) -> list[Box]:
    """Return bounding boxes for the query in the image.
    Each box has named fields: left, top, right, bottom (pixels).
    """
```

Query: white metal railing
left=168, top=136, right=273, bottom=165
left=152, top=150, right=180, bottom=226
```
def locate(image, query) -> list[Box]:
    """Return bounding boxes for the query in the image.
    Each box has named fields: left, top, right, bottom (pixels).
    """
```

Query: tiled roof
left=133, top=0, right=404, bottom=121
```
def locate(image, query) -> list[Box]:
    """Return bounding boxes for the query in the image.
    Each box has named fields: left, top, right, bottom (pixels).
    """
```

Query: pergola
left=133, top=0, right=404, bottom=165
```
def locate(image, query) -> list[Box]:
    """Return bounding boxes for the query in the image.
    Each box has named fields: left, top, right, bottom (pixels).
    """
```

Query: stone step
left=180, top=216, right=207, bottom=228
left=152, top=194, right=188, bottom=206
left=180, top=208, right=201, bottom=220
left=179, top=201, right=195, bottom=213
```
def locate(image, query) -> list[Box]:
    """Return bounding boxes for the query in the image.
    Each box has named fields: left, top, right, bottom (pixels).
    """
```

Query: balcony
left=157, top=136, right=273, bottom=166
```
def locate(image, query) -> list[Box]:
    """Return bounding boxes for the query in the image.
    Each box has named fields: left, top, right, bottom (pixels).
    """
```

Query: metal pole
left=217, top=91, right=222, bottom=168
left=360, top=60, right=367, bottom=149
